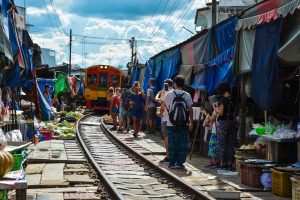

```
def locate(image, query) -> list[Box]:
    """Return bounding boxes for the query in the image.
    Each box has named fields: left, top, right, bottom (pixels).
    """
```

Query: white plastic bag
left=5, top=130, right=22, bottom=142
left=0, top=129, right=7, bottom=150
left=33, top=117, right=39, bottom=129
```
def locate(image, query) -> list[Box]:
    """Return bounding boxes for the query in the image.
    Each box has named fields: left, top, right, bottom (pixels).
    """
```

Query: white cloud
left=25, top=0, right=204, bottom=67
left=26, top=7, right=47, bottom=16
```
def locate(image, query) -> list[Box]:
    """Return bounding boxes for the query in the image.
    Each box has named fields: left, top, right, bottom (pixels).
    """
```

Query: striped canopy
left=236, top=0, right=300, bottom=30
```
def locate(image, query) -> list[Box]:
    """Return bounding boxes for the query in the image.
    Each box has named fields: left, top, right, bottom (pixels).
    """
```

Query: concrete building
left=194, top=0, right=263, bottom=31
left=41, top=48, right=56, bottom=68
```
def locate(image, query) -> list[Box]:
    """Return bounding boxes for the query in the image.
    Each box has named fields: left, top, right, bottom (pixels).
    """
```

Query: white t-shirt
left=147, top=88, right=155, bottom=108
left=163, top=89, right=193, bottom=127
left=160, top=89, right=173, bottom=122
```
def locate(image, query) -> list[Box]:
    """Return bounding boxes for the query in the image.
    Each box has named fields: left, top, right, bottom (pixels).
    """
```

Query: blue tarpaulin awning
left=204, top=46, right=235, bottom=94
left=156, top=48, right=181, bottom=92
left=130, top=63, right=140, bottom=87
left=213, top=16, right=237, bottom=53
left=251, top=19, right=283, bottom=111
left=143, top=62, right=151, bottom=93
left=37, top=83, right=52, bottom=121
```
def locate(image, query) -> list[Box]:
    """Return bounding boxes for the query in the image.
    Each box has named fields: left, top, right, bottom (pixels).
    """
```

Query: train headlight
left=100, top=66, right=103, bottom=69
left=104, top=66, right=108, bottom=69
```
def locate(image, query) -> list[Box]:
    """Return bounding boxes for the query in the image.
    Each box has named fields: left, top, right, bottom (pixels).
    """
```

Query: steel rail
left=76, top=114, right=124, bottom=200
left=100, top=117, right=215, bottom=200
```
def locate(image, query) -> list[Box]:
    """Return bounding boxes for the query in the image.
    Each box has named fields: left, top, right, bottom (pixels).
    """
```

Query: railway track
left=76, top=114, right=215, bottom=200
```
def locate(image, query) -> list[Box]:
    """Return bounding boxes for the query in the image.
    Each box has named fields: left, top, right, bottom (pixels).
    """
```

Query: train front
left=84, top=65, right=123, bottom=111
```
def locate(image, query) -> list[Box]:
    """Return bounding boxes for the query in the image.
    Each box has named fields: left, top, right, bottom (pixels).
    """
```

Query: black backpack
left=167, top=91, right=189, bottom=126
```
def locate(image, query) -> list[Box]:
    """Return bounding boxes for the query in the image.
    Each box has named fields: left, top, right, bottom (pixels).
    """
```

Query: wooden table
left=0, top=178, right=27, bottom=200
left=262, top=135, right=300, bottom=163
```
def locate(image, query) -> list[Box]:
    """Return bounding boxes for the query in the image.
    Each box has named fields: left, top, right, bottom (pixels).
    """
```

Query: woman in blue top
left=129, top=82, right=145, bottom=138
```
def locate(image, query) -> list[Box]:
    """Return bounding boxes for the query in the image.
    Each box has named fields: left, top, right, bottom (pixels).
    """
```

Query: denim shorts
left=111, top=106, right=119, bottom=114
left=161, top=121, right=167, bottom=137
left=119, top=106, right=130, bottom=119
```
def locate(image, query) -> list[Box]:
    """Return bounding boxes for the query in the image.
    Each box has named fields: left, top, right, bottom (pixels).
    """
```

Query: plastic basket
left=11, top=153, right=24, bottom=171
left=240, top=163, right=263, bottom=188
left=271, top=168, right=292, bottom=197
left=235, top=148, right=257, bottom=158
left=234, top=155, right=256, bottom=174
left=291, top=177, right=300, bottom=200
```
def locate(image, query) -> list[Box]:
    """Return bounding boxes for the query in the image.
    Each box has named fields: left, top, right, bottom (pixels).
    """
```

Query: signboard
left=219, top=0, right=261, bottom=7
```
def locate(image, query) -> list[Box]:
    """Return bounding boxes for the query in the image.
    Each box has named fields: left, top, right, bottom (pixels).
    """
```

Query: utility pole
left=212, top=0, right=217, bottom=26
left=69, top=29, right=72, bottom=76
left=128, top=37, right=136, bottom=75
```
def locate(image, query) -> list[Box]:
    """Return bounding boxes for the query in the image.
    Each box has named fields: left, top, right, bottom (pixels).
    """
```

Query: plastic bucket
left=11, top=154, right=24, bottom=171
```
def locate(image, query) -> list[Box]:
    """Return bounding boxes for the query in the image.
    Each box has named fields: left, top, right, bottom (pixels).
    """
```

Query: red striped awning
left=236, top=0, right=300, bottom=30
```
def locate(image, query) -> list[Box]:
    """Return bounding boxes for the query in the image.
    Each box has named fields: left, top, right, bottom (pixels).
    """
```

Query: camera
left=164, top=83, right=168, bottom=91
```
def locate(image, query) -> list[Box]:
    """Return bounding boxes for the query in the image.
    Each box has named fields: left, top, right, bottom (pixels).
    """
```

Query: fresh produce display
left=58, top=111, right=68, bottom=116
left=43, top=120, right=76, bottom=138
left=240, top=144, right=256, bottom=150
left=65, top=112, right=82, bottom=120
left=54, top=120, right=76, bottom=138
left=0, top=150, right=14, bottom=177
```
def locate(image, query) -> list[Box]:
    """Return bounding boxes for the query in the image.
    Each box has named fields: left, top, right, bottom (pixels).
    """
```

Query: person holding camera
left=156, top=79, right=173, bottom=163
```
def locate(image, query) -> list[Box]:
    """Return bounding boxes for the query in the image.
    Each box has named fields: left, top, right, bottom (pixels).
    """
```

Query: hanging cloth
left=251, top=19, right=283, bottom=110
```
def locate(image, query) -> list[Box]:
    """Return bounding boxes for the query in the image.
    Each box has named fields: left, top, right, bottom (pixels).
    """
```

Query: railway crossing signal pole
left=69, top=29, right=72, bottom=76
left=128, top=37, right=136, bottom=76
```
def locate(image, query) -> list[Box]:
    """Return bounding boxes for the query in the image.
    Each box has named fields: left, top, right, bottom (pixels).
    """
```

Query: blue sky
left=15, top=0, right=205, bottom=68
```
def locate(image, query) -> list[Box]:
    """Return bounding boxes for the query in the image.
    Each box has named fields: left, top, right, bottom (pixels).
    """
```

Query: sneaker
left=159, top=157, right=169, bottom=163
left=168, top=165, right=176, bottom=169
left=175, top=164, right=185, bottom=170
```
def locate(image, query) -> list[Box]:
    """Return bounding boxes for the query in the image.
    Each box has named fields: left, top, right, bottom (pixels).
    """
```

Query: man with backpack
left=161, top=75, right=193, bottom=169
left=145, top=78, right=156, bottom=134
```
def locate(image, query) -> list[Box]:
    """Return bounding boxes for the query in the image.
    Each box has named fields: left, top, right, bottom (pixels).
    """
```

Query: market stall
left=233, top=0, right=300, bottom=198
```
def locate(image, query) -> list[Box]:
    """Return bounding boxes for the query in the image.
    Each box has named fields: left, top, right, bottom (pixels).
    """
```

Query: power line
left=152, top=0, right=195, bottom=52
left=72, top=34, right=154, bottom=43
left=149, top=0, right=170, bottom=37
left=151, top=0, right=182, bottom=39
left=48, top=0, right=67, bottom=34
left=143, top=0, right=163, bottom=31
left=42, top=0, right=68, bottom=59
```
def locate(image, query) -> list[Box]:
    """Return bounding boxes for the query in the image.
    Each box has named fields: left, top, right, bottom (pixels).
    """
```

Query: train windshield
left=87, top=74, right=97, bottom=85
left=99, top=73, right=107, bottom=87
left=110, top=75, right=120, bottom=86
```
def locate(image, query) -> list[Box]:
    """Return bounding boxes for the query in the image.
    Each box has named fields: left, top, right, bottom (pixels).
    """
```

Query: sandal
left=117, top=129, right=123, bottom=133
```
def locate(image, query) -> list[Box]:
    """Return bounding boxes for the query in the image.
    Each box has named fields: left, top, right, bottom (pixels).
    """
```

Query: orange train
left=84, top=65, right=125, bottom=111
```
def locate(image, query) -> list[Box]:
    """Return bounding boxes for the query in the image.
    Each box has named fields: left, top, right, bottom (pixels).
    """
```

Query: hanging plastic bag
left=33, top=117, right=39, bottom=129
left=5, top=130, right=22, bottom=142
left=0, top=129, right=7, bottom=150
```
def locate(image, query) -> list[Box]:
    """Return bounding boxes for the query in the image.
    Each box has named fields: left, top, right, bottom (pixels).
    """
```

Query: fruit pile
left=45, top=121, right=76, bottom=138
left=240, top=144, right=256, bottom=150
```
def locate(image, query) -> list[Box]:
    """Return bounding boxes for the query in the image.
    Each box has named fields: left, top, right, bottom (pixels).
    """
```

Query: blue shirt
left=129, top=93, right=145, bottom=110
